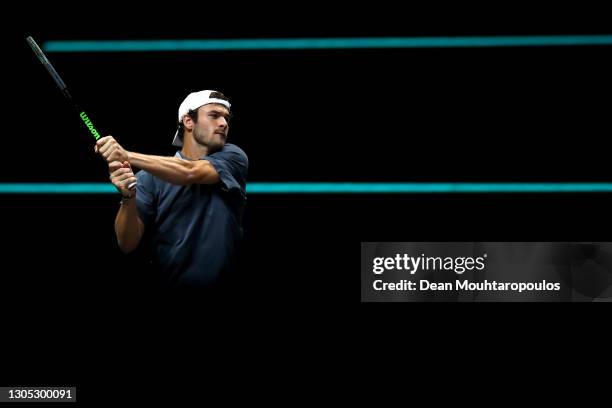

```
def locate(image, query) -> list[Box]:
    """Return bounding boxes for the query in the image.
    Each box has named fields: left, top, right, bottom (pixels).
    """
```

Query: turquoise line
left=246, top=183, right=612, bottom=193
left=42, top=35, right=612, bottom=52
left=1, top=183, right=612, bottom=194
left=0, top=183, right=117, bottom=193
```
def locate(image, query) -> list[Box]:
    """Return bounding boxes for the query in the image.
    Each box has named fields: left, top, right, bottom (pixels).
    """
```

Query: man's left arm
left=96, top=136, right=219, bottom=185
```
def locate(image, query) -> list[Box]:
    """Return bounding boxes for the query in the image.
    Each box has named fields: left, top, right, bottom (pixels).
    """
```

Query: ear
left=182, top=115, right=195, bottom=131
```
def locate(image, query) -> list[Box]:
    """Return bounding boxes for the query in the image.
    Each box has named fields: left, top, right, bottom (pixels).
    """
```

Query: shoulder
left=210, top=143, right=248, bottom=165
left=217, top=143, right=247, bottom=159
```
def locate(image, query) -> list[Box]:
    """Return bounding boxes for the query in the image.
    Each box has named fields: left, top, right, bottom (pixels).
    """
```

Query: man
left=96, top=90, right=248, bottom=288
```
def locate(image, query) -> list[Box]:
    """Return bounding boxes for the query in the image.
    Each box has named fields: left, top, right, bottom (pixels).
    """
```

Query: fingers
left=113, top=177, right=137, bottom=194
left=121, top=177, right=137, bottom=190
left=99, top=141, right=115, bottom=156
left=111, top=168, right=133, bottom=180
left=100, top=142, right=117, bottom=157
left=96, top=136, right=120, bottom=158
left=96, top=135, right=113, bottom=151
left=122, top=162, right=136, bottom=190
left=104, top=147, right=119, bottom=161
left=109, top=162, right=131, bottom=177
left=109, top=150, right=128, bottom=163
left=107, top=148, right=135, bottom=194
left=95, top=137, right=110, bottom=155
left=110, top=168, right=136, bottom=195
left=109, top=161, right=123, bottom=172
left=110, top=161, right=135, bottom=189
left=102, top=146, right=124, bottom=163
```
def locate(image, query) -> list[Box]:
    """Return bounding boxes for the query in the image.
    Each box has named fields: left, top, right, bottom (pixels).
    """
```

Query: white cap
left=172, top=90, right=231, bottom=147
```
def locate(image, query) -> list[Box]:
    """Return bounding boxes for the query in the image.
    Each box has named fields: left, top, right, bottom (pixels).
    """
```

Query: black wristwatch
left=120, top=192, right=133, bottom=203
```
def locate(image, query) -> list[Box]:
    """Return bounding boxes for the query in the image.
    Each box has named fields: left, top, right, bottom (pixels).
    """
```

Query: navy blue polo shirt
left=134, top=143, right=248, bottom=287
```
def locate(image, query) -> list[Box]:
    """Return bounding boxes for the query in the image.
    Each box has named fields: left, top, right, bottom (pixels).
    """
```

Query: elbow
left=184, top=167, right=198, bottom=185
left=116, top=230, right=141, bottom=253
left=117, top=239, right=138, bottom=254
left=114, top=215, right=143, bottom=254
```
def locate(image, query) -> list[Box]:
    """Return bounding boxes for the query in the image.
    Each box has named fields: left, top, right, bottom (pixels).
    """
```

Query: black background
left=2, top=4, right=611, bottom=401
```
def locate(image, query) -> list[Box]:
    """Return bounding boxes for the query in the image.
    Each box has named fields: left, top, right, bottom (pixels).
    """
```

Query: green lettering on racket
left=79, top=111, right=101, bottom=140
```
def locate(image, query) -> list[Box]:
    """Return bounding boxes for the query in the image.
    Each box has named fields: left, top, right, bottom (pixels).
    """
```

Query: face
left=190, top=103, right=230, bottom=152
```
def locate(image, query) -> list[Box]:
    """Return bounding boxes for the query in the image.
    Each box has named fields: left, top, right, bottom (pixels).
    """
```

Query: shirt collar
left=176, top=144, right=227, bottom=160
left=175, top=150, right=206, bottom=160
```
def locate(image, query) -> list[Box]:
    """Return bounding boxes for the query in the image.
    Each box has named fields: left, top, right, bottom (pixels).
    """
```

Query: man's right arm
left=110, top=161, right=145, bottom=253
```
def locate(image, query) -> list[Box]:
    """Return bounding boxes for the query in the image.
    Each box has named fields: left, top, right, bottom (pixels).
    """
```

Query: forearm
left=127, top=151, right=195, bottom=185
left=115, top=199, right=143, bottom=253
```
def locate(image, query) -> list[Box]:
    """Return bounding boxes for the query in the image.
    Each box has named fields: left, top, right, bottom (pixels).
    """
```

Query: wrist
left=120, top=194, right=135, bottom=205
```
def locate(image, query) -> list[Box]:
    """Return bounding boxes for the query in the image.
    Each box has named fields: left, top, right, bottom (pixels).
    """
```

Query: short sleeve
left=135, top=170, right=157, bottom=226
left=205, top=144, right=249, bottom=197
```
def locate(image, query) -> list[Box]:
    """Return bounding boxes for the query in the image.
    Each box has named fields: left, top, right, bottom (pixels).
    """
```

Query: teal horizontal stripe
left=247, top=183, right=612, bottom=193
left=0, top=183, right=117, bottom=193
left=1, top=183, right=612, bottom=194
left=42, top=35, right=612, bottom=52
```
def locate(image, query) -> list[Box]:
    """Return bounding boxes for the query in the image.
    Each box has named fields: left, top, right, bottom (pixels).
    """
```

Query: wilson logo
left=79, top=112, right=101, bottom=140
